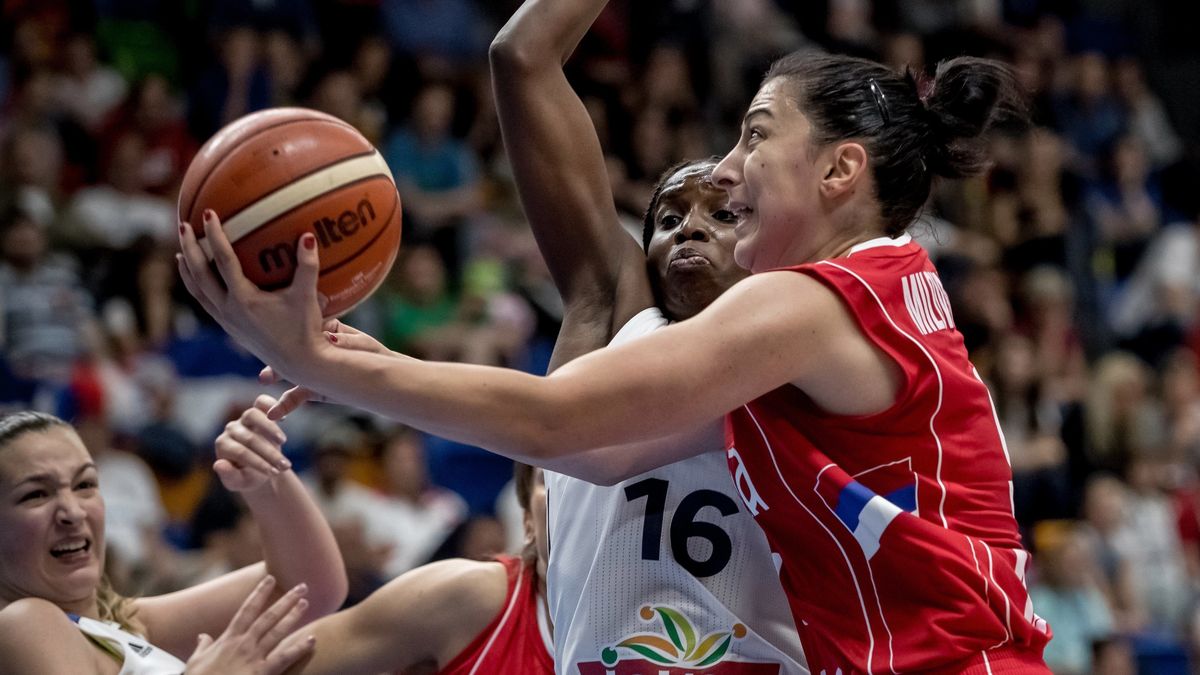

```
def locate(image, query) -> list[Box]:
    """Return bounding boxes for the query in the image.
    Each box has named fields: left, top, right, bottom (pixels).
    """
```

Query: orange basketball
left=179, top=108, right=402, bottom=318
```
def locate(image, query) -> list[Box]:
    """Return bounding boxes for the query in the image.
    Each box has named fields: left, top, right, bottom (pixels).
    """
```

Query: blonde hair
left=0, top=412, right=144, bottom=635
left=96, top=575, right=145, bottom=635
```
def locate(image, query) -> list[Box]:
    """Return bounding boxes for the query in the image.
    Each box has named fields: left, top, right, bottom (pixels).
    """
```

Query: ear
left=819, top=142, right=868, bottom=200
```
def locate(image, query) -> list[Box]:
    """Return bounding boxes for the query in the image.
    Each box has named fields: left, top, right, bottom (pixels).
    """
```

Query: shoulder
left=0, top=597, right=79, bottom=632
left=0, top=600, right=103, bottom=674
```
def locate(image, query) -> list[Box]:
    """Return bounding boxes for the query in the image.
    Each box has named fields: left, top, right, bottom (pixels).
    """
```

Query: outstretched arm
left=490, top=0, right=654, bottom=369
left=280, top=559, right=507, bottom=674
left=177, top=218, right=855, bottom=481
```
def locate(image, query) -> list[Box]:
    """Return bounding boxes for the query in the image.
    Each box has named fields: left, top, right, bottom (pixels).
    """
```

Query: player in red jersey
left=177, top=43, right=1050, bottom=672
left=277, top=463, right=553, bottom=675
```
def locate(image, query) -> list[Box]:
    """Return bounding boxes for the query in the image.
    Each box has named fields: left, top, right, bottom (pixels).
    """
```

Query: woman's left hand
left=214, top=395, right=292, bottom=492
left=176, top=209, right=325, bottom=386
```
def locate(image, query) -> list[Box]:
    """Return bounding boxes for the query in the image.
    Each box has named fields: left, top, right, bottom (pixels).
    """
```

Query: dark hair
left=0, top=411, right=69, bottom=449
left=641, top=157, right=721, bottom=253
left=764, top=52, right=1027, bottom=236
left=513, top=462, right=538, bottom=568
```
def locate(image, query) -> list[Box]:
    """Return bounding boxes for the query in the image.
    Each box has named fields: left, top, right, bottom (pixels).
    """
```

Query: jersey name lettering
left=727, top=446, right=769, bottom=516
left=900, top=271, right=955, bottom=336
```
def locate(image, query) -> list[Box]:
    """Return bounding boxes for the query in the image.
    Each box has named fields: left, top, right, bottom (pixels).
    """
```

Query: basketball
left=178, top=108, right=402, bottom=318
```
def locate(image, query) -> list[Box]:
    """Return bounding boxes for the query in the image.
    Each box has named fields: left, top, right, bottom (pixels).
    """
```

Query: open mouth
left=50, top=539, right=91, bottom=560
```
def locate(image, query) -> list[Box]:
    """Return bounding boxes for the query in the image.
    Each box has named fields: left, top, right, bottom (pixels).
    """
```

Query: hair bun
left=923, top=57, right=1026, bottom=178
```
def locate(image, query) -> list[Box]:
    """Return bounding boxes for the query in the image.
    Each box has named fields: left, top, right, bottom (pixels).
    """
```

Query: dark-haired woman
left=0, top=397, right=346, bottom=673
left=178, top=48, right=1050, bottom=672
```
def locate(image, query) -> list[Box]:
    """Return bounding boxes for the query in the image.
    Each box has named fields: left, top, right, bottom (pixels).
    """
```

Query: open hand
left=184, top=576, right=315, bottom=675
left=176, top=209, right=325, bottom=387
left=214, top=395, right=292, bottom=492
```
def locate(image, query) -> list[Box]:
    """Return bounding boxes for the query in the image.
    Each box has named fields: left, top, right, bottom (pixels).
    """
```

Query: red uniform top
left=725, top=236, right=1052, bottom=674
left=437, top=556, right=555, bottom=675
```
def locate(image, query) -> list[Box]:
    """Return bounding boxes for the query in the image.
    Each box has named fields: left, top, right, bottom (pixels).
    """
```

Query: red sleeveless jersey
left=437, top=556, right=555, bottom=675
left=724, top=236, right=1052, bottom=674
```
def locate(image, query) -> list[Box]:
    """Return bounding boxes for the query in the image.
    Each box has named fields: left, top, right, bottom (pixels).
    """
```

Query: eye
left=74, top=480, right=98, bottom=491
left=713, top=209, right=738, bottom=224
left=748, top=127, right=765, bottom=143
left=18, top=489, right=48, bottom=503
left=659, top=214, right=682, bottom=230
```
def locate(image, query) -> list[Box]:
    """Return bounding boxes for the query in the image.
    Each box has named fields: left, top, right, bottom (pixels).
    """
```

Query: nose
left=713, top=146, right=741, bottom=191
left=56, top=493, right=86, bottom=526
left=674, top=212, right=711, bottom=245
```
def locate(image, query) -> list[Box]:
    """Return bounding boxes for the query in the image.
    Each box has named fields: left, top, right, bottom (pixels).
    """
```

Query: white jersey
left=546, top=307, right=808, bottom=675
left=71, top=614, right=185, bottom=674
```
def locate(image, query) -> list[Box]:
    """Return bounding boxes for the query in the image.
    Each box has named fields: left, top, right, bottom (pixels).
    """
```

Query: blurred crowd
left=1, top=1, right=1199, bottom=673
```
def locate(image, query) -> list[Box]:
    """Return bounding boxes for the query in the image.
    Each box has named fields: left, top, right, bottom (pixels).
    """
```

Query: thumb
left=196, top=632, right=213, bottom=651
left=291, top=233, right=322, bottom=306
left=325, top=330, right=384, bottom=354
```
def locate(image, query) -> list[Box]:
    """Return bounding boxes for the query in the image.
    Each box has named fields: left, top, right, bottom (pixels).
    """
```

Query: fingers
left=195, top=633, right=213, bottom=651
left=226, top=575, right=277, bottom=636
left=259, top=365, right=280, bottom=385
left=200, top=209, right=255, bottom=296
left=322, top=319, right=366, bottom=337
left=264, top=634, right=316, bottom=674
left=253, top=586, right=310, bottom=648
left=267, top=386, right=318, bottom=421
left=216, top=430, right=280, bottom=476
left=221, top=409, right=290, bottom=472
left=323, top=329, right=386, bottom=354
left=253, top=394, right=279, bottom=415
left=177, top=221, right=229, bottom=308
left=289, top=232, right=322, bottom=307
left=175, top=250, right=223, bottom=321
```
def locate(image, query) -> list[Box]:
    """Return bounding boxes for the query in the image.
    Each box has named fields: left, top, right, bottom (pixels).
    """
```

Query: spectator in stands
left=373, top=426, right=466, bottom=577
left=1030, top=521, right=1119, bottom=675
left=0, top=207, right=97, bottom=388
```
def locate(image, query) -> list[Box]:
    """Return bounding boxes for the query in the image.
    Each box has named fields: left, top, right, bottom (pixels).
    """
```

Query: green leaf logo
left=600, top=606, right=748, bottom=667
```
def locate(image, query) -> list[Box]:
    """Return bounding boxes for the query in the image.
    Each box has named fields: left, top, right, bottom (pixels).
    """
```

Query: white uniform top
left=545, top=307, right=808, bottom=675
left=71, top=614, right=186, bottom=674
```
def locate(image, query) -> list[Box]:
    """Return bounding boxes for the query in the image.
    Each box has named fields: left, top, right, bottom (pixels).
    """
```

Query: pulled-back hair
left=641, top=157, right=721, bottom=253
left=0, top=411, right=145, bottom=635
left=0, top=411, right=69, bottom=447
left=513, top=462, right=539, bottom=568
left=764, top=52, right=1026, bottom=236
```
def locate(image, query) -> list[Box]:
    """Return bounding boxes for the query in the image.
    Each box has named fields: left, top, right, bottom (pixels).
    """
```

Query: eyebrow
left=742, top=107, right=774, bottom=128
left=14, top=463, right=98, bottom=487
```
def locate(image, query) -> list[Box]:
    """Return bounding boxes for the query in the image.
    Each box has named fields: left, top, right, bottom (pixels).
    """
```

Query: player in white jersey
left=489, top=1, right=807, bottom=672
left=0, top=401, right=346, bottom=674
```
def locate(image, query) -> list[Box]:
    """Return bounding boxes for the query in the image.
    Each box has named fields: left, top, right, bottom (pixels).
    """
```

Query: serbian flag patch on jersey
left=813, top=462, right=918, bottom=560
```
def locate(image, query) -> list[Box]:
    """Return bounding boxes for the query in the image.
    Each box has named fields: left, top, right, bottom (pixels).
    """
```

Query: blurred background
left=0, top=1, right=1198, bottom=673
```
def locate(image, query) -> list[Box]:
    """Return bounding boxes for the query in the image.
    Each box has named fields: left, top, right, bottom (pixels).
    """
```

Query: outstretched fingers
left=226, top=575, right=277, bottom=636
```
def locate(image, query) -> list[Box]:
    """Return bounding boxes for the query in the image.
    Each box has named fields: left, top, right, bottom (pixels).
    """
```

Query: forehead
left=658, top=165, right=723, bottom=203
left=0, top=427, right=91, bottom=483
left=745, top=78, right=807, bottom=126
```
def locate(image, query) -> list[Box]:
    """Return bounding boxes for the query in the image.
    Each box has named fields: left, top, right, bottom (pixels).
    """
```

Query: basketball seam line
left=257, top=185, right=400, bottom=290
left=197, top=152, right=393, bottom=258
left=182, top=117, right=373, bottom=223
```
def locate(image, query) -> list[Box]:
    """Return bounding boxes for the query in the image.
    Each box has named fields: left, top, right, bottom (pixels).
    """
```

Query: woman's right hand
left=258, top=319, right=392, bottom=420
left=184, top=576, right=315, bottom=675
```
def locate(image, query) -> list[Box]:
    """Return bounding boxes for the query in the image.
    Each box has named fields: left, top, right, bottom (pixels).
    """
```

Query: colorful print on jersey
left=576, top=605, right=782, bottom=675
left=813, top=460, right=918, bottom=560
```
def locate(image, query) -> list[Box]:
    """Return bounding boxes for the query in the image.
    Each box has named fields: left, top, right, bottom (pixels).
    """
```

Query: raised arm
left=134, top=396, right=347, bottom=658
left=489, top=0, right=654, bottom=367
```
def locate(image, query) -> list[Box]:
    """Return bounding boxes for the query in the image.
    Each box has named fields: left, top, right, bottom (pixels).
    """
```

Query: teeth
left=52, top=540, right=87, bottom=555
